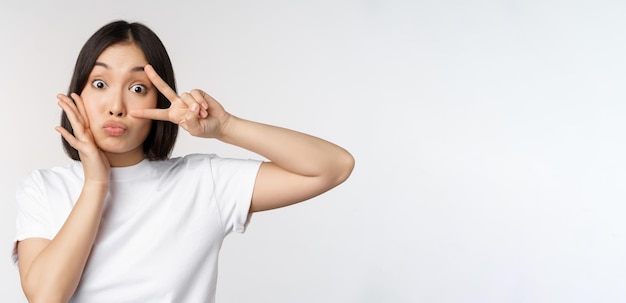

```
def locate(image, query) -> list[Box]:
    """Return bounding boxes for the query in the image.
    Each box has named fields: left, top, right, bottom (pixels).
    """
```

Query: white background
left=1, top=1, right=625, bottom=302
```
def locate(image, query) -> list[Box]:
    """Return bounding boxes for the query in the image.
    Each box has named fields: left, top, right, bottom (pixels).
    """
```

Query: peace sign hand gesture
left=130, top=65, right=231, bottom=139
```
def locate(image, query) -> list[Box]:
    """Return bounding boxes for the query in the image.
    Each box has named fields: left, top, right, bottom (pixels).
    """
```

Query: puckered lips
left=102, top=120, right=127, bottom=137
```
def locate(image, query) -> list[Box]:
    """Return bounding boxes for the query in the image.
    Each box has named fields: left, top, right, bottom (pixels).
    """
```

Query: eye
left=130, top=84, right=147, bottom=94
left=92, top=80, right=107, bottom=89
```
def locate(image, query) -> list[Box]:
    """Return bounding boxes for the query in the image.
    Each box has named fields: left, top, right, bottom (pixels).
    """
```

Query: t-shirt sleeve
left=207, top=155, right=262, bottom=235
left=13, top=170, right=54, bottom=262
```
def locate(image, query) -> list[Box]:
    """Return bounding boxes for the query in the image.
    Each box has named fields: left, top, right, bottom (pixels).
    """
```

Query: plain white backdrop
left=1, top=1, right=625, bottom=302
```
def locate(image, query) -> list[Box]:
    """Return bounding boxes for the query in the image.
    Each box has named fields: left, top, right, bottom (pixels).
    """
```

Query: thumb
left=179, top=103, right=204, bottom=136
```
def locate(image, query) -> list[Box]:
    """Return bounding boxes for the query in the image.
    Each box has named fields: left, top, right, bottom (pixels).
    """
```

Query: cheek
left=136, top=119, right=154, bottom=139
left=148, top=91, right=158, bottom=107
left=79, top=94, right=100, bottom=120
left=128, top=94, right=158, bottom=110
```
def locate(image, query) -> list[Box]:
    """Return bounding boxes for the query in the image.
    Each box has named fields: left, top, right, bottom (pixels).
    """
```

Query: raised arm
left=220, top=116, right=354, bottom=212
left=17, top=93, right=110, bottom=303
left=131, top=65, right=354, bottom=212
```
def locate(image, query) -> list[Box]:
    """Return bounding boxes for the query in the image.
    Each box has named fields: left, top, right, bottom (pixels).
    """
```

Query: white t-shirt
left=14, top=154, right=262, bottom=303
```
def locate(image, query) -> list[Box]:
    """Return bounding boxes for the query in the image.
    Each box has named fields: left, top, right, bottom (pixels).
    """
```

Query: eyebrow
left=94, top=62, right=145, bottom=72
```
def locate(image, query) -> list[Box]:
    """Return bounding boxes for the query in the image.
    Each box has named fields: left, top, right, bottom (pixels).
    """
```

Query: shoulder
left=167, top=153, right=262, bottom=169
left=18, top=161, right=83, bottom=193
left=158, top=154, right=262, bottom=179
left=15, top=162, right=82, bottom=215
left=147, top=154, right=218, bottom=174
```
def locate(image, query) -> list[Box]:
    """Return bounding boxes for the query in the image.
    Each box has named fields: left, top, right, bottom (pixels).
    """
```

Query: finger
left=179, top=92, right=196, bottom=107
left=179, top=104, right=202, bottom=132
left=197, top=91, right=225, bottom=115
left=58, top=97, right=86, bottom=135
left=57, top=94, right=83, bottom=125
left=190, top=89, right=209, bottom=110
left=144, top=64, right=179, bottom=103
left=189, top=90, right=209, bottom=118
left=55, top=126, right=79, bottom=147
left=181, top=92, right=208, bottom=118
left=70, top=93, right=90, bottom=128
left=129, top=108, right=171, bottom=121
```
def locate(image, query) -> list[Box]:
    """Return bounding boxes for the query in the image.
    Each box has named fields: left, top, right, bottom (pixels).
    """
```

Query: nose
left=108, top=90, right=126, bottom=117
left=109, top=110, right=124, bottom=117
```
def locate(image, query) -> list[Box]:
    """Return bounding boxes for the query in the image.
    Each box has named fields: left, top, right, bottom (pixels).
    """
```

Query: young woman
left=13, top=20, right=354, bottom=303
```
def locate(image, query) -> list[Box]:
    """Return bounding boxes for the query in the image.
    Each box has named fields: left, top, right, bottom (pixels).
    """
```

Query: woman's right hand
left=56, top=93, right=110, bottom=184
left=18, top=93, right=111, bottom=302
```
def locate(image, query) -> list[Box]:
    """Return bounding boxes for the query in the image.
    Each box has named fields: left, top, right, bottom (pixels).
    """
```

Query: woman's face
left=80, top=42, right=157, bottom=166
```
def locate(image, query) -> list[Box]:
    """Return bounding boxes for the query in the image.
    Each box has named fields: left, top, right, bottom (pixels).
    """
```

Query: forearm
left=219, top=116, right=354, bottom=181
left=22, top=182, right=107, bottom=303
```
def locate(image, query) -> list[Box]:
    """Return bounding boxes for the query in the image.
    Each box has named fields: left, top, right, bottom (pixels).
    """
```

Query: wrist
left=82, top=180, right=109, bottom=192
left=215, top=114, right=238, bottom=142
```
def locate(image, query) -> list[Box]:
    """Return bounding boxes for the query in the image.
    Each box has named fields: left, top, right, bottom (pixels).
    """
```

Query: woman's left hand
left=129, top=64, right=231, bottom=139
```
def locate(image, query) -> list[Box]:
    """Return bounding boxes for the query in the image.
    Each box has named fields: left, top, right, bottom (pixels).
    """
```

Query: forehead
left=94, top=43, right=148, bottom=70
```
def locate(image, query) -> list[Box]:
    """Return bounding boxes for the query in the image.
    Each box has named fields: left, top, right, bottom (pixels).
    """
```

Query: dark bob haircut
left=61, top=20, right=178, bottom=161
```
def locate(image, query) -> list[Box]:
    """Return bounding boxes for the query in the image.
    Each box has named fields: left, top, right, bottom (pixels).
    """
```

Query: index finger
left=129, top=108, right=171, bottom=122
left=145, top=64, right=179, bottom=102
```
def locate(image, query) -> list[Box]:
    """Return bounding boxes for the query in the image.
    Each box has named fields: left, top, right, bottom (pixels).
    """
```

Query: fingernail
left=190, top=103, right=198, bottom=111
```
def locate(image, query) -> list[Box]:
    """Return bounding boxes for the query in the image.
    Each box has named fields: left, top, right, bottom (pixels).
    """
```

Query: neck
left=105, top=151, right=145, bottom=167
